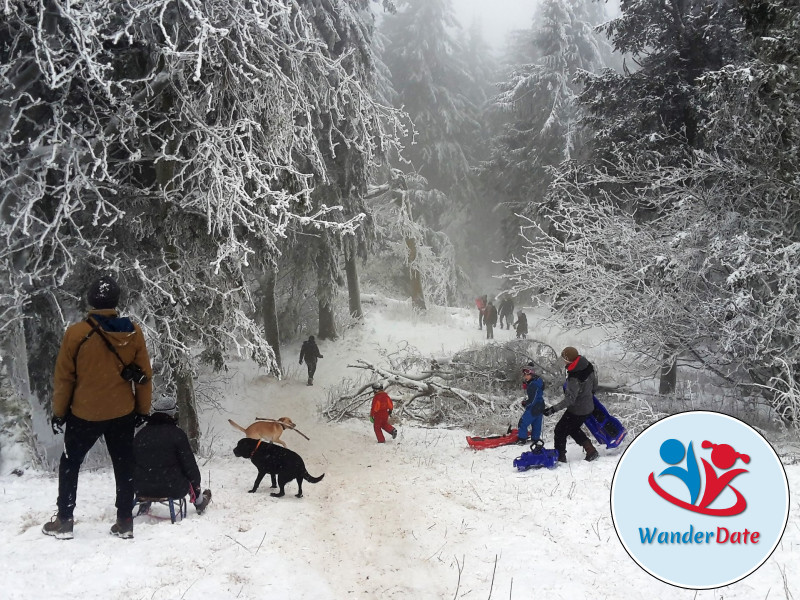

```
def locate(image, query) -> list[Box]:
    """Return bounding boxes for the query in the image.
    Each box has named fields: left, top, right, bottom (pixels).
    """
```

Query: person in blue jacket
left=516, top=364, right=545, bottom=444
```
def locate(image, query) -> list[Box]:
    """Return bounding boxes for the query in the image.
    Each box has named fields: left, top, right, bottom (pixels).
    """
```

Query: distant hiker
left=517, top=364, right=545, bottom=445
left=514, top=311, right=528, bottom=339
left=299, top=335, right=323, bottom=386
left=475, top=295, right=488, bottom=329
left=484, top=301, right=498, bottom=340
left=43, top=275, right=153, bottom=540
left=133, top=395, right=211, bottom=516
left=370, top=382, right=398, bottom=443
left=542, top=346, right=599, bottom=463
left=498, top=295, right=515, bottom=329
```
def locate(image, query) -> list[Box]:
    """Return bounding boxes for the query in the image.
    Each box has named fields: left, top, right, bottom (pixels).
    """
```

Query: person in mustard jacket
left=42, top=275, right=153, bottom=540
left=369, top=382, right=398, bottom=443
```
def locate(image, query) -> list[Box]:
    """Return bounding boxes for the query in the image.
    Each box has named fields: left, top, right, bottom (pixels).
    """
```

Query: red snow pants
left=373, top=410, right=394, bottom=442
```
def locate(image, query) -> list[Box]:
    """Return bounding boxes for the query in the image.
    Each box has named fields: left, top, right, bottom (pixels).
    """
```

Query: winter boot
left=556, top=449, right=567, bottom=463
left=42, top=514, right=74, bottom=540
left=195, top=489, right=212, bottom=514
left=110, top=517, right=134, bottom=539
left=391, top=429, right=398, bottom=440
left=307, top=378, right=313, bottom=386
left=582, top=440, right=599, bottom=462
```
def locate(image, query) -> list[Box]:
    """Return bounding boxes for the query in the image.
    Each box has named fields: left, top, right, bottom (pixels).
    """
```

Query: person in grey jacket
left=543, top=346, right=599, bottom=463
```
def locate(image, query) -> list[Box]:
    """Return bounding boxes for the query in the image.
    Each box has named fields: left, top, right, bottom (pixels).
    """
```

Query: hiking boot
left=42, top=515, right=74, bottom=540
left=391, top=429, right=398, bottom=440
left=195, top=489, right=212, bottom=515
left=582, top=440, right=599, bottom=462
left=110, top=517, right=134, bottom=539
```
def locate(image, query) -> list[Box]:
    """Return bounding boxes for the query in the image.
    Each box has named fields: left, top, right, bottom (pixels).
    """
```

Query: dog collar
left=250, top=439, right=262, bottom=457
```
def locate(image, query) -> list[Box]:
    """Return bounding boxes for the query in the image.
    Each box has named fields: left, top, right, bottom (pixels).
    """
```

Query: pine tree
left=483, top=0, right=610, bottom=258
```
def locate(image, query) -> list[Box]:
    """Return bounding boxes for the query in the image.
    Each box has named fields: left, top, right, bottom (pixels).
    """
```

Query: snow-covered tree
left=0, top=0, right=402, bottom=440
left=507, top=0, right=800, bottom=422
left=482, top=0, right=611, bottom=258
left=381, top=0, right=479, bottom=203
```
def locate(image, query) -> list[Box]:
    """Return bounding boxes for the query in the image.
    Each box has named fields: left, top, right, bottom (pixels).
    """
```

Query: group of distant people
left=475, top=294, right=527, bottom=340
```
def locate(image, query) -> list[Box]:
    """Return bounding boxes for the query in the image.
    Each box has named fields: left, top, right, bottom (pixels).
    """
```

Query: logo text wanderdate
left=639, top=525, right=760, bottom=545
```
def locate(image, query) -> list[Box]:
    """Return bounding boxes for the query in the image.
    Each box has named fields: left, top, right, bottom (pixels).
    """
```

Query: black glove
left=51, top=415, right=66, bottom=435
left=134, top=413, right=149, bottom=428
left=542, top=405, right=556, bottom=417
left=388, top=409, right=393, bottom=416
left=319, top=355, right=324, bottom=359
left=521, top=399, right=531, bottom=408
left=299, top=359, right=302, bottom=364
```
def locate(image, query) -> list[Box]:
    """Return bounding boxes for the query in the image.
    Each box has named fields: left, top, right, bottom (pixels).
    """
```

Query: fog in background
left=451, top=0, right=536, bottom=49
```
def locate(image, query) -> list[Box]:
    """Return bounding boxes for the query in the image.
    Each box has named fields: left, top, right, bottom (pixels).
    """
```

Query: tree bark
left=261, top=269, right=282, bottom=373
left=659, top=350, right=677, bottom=395
left=406, top=237, right=427, bottom=310
left=344, top=253, right=363, bottom=319
left=318, top=298, right=338, bottom=340
left=174, top=363, right=200, bottom=452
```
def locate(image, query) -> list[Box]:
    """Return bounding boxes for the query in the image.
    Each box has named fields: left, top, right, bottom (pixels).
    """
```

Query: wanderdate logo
left=611, top=412, right=790, bottom=589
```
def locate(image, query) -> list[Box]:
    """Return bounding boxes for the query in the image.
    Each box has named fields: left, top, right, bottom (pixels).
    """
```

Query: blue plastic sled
left=584, top=396, right=627, bottom=449
left=513, top=441, right=560, bottom=471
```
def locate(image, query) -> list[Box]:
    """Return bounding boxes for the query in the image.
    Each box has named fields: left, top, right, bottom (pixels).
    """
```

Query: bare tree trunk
left=406, top=237, right=426, bottom=310
left=344, top=253, right=363, bottom=319
left=174, top=363, right=200, bottom=452
left=659, top=350, right=677, bottom=395
left=260, top=269, right=282, bottom=373
left=318, top=298, right=338, bottom=340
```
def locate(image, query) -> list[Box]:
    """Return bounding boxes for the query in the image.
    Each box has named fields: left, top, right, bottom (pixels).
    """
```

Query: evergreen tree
left=483, top=0, right=610, bottom=258
left=381, top=0, right=479, bottom=202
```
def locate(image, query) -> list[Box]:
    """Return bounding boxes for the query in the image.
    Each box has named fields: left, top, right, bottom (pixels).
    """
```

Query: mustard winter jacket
left=53, top=309, right=153, bottom=421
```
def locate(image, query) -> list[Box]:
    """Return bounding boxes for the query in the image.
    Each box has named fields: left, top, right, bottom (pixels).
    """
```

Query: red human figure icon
left=697, top=441, right=750, bottom=513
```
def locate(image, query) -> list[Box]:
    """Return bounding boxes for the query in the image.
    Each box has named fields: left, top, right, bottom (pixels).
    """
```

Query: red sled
left=467, top=428, right=520, bottom=449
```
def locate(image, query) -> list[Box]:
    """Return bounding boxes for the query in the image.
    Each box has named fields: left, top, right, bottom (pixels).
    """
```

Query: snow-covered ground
left=2, top=301, right=798, bottom=599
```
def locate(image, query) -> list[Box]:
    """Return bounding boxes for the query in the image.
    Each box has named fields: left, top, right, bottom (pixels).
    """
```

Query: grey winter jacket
left=552, top=356, right=597, bottom=416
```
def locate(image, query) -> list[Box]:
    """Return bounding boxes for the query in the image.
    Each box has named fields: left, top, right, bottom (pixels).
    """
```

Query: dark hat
left=561, top=346, right=580, bottom=362
left=87, top=275, right=120, bottom=309
left=372, top=382, right=384, bottom=391
left=308, top=335, right=315, bottom=341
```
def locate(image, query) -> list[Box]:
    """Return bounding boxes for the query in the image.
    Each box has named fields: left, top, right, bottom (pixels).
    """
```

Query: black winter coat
left=299, top=340, right=323, bottom=364
left=134, top=413, right=201, bottom=498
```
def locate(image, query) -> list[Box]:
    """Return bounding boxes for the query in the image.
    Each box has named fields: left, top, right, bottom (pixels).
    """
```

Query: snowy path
left=2, top=305, right=798, bottom=599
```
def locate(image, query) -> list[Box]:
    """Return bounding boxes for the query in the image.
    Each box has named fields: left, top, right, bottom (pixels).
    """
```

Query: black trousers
left=306, top=359, right=318, bottom=380
left=57, top=412, right=135, bottom=520
left=553, top=411, right=590, bottom=455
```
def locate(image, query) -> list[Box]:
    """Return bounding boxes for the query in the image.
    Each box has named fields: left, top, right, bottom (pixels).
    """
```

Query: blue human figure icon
left=658, top=439, right=701, bottom=505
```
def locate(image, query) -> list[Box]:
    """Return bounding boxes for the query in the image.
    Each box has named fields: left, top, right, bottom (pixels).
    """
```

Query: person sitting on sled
left=516, top=364, right=545, bottom=445
left=542, top=346, right=599, bottom=463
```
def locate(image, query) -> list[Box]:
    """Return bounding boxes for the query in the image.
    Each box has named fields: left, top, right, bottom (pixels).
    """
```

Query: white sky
left=452, top=0, right=537, bottom=48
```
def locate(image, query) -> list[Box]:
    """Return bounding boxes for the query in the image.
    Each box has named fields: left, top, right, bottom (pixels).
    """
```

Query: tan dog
left=228, top=417, right=297, bottom=448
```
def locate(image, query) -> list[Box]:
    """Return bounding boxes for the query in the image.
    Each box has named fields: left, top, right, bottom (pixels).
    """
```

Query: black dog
left=233, top=438, right=324, bottom=498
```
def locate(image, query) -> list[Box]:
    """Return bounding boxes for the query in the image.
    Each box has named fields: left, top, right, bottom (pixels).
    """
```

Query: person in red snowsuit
left=370, top=382, right=398, bottom=443
left=475, top=295, right=487, bottom=330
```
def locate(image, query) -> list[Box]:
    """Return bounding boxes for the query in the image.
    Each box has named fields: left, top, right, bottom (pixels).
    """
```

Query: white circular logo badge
left=610, top=411, right=790, bottom=589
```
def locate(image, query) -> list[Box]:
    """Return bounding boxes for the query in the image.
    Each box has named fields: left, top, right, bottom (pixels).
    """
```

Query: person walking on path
left=516, top=364, right=545, bottom=444
left=370, top=382, right=398, bottom=443
left=43, top=275, right=153, bottom=540
left=299, top=335, right=323, bottom=386
left=484, top=301, right=498, bottom=340
left=498, top=296, right=515, bottom=330
left=514, top=311, right=528, bottom=339
left=475, top=295, right=488, bottom=330
left=542, top=346, right=599, bottom=463
left=134, top=395, right=211, bottom=516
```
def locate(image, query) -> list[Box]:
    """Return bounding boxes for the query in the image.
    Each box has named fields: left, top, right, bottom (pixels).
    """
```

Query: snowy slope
left=2, top=301, right=798, bottom=600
